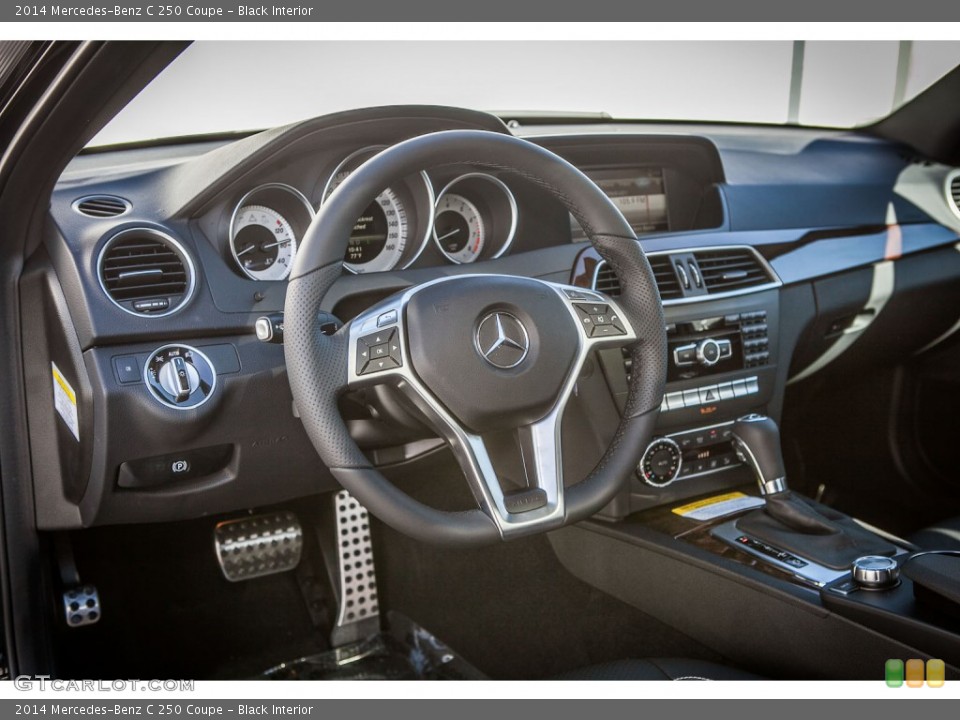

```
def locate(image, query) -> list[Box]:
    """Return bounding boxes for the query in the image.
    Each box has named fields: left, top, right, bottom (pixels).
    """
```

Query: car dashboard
left=28, top=104, right=960, bottom=531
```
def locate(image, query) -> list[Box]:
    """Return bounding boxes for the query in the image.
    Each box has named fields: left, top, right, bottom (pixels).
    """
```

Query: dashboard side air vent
left=693, top=248, right=774, bottom=293
left=97, top=229, right=195, bottom=317
left=592, top=255, right=683, bottom=300
left=948, top=171, right=960, bottom=219
left=73, top=195, right=131, bottom=218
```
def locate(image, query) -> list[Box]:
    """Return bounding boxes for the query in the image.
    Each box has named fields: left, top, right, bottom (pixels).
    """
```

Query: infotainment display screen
left=571, top=167, right=668, bottom=239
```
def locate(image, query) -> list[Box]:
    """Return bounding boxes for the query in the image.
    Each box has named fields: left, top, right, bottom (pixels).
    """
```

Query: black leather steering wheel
left=284, top=130, right=667, bottom=546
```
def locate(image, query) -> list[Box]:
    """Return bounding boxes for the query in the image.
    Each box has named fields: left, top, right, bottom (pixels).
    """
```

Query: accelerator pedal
left=63, top=585, right=101, bottom=628
left=214, top=511, right=303, bottom=582
left=331, top=490, right=380, bottom=646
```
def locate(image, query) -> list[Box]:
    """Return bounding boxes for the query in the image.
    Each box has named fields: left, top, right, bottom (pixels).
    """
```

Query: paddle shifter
left=729, top=414, right=897, bottom=569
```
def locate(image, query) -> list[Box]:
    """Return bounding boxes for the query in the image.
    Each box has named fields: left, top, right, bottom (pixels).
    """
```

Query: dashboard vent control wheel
left=72, top=195, right=131, bottom=218
left=97, top=228, right=196, bottom=317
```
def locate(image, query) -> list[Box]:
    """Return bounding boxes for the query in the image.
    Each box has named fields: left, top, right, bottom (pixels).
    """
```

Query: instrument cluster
left=225, top=146, right=520, bottom=281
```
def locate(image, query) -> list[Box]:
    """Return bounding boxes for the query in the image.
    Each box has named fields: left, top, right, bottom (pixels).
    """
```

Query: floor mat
left=372, top=454, right=726, bottom=679
left=54, top=500, right=332, bottom=680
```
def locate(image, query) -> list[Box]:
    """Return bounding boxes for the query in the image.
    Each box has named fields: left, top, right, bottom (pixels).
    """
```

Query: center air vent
left=947, top=170, right=960, bottom=219
left=73, top=195, right=131, bottom=218
left=693, top=248, right=772, bottom=293
left=98, top=229, right=195, bottom=317
left=590, top=246, right=778, bottom=302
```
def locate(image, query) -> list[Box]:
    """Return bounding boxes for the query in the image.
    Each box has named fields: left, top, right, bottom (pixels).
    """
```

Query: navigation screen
left=572, top=167, right=668, bottom=239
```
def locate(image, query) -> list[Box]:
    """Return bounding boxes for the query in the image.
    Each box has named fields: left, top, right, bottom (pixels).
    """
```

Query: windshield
left=91, top=40, right=960, bottom=147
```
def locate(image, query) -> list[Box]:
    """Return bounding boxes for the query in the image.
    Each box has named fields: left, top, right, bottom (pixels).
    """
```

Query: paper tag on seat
left=672, top=492, right=764, bottom=522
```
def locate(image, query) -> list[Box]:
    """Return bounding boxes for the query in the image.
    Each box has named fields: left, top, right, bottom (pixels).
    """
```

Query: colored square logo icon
left=885, top=659, right=904, bottom=687
left=927, top=659, right=945, bottom=688
left=906, top=658, right=925, bottom=687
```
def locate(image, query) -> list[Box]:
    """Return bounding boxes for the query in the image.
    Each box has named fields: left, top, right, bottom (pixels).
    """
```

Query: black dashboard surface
left=28, top=105, right=960, bottom=530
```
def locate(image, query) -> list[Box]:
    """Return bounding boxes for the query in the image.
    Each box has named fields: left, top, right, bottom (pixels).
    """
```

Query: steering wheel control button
left=573, top=303, right=627, bottom=338
left=144, top=344, right=216, bottom=410
left=475, top=311, right=530, bottom=369
left=376, top=309, right=398, bottom=327
left=851, top=555, right=900, bottom=590
left=357, top=328, right=402, bottom=375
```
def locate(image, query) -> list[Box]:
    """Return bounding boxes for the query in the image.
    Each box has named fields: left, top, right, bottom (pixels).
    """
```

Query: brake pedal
left=214, top=511, right=303, bottom=582
left=331, top=490, right=380, bottom=644
left=63, top=586, right=101, bottom=628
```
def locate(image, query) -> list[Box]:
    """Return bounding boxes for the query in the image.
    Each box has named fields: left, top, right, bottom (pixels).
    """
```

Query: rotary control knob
left=851, top=555, right=900, bottom=590
left=639, top=437, right=682, bottom=487
left=696, top=338, right=722, bottom=367
left=144, top=344, right=216, bottom=410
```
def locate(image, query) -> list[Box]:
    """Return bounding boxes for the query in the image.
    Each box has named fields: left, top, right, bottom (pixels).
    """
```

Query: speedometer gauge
left=231, top=205, right=297, bottom=281
left=327, top=170, right=408, bottom=274
left=322, top=146, right=434, bottom=275
left=433, top=193, right=485, bottom=264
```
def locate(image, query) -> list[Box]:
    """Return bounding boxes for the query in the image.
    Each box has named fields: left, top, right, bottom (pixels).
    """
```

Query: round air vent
left=97, top=229, right=196, bottom=317
left=946, top=170, right=960, bottom=220
left=73, top=195, right=131, bottom=218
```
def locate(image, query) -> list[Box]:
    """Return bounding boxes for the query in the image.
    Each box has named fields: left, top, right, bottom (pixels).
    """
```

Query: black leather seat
left=910, top=515, right=960, bottom=551
left=554, top=658, right=759, bottom=681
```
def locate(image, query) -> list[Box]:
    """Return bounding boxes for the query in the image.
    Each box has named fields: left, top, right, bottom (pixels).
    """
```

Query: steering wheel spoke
left=344, top=278, right=638, bottom=539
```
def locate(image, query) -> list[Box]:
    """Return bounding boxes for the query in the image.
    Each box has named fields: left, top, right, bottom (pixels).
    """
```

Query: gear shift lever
left=729, top=413, right=897, bottom=569
left=731, top=414, right=788, bottom=496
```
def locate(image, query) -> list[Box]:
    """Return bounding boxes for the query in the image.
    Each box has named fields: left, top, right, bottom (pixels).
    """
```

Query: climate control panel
left=637, top=422, right=743, bottom=488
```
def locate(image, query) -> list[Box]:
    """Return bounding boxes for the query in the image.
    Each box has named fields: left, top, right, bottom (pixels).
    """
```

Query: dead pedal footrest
left=214, top=511, right=303, bottom=582
left=334, top=490, right=380, bottom=629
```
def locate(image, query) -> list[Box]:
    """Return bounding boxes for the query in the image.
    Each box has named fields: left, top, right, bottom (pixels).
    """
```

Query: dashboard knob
left=145, top=344, right=217, bottom=410
left=639, top=437, right=682, bottom=487
left=696, top=338, right=722, bottom=367
left=851, top=555, right=900, bottom=590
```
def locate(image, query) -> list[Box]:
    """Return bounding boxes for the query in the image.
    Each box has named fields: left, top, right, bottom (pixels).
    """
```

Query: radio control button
left=682, top=389, right=701, bottom=406
left=673, top=344, right=697, bottom=366
left=664, top=392, right=686, bottom=411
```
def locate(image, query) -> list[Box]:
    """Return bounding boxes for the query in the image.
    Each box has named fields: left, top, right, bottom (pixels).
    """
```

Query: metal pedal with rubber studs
left=333, top=490, right=380, bottom=630
left=63, top=586, right=101, bottom=628
left=214, top=511, right=303, bottom=582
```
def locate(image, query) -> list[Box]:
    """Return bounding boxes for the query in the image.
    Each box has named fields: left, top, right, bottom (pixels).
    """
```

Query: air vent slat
left=694, top=249, right=773, bottom=293
left=73, top=195, right=130, bottom=218
left=98, top=230, right=193, bottom=316
left=951, top=175, right=960, bottom=216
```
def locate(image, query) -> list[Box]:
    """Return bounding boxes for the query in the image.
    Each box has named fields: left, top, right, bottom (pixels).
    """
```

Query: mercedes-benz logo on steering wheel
left=475, top=312, right=530, bottom=369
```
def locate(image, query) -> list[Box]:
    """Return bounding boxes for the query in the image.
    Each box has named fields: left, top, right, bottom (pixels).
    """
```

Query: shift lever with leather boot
left=731, top=414, right=897, bottom=570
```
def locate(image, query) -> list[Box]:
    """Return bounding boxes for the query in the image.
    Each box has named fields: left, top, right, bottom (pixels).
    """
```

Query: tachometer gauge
left=231, top=205, right=297, bottom=281
left=228, top=183, right=314, bottom=282
left=432, top=173, right=518, bottom=265
left=433, top=193, right=485, bottom=264
left=322, top=146, right=434, bottom=275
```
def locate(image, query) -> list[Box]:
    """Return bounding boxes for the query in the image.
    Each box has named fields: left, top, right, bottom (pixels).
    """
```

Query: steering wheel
left=284, top=130, right=667, bottom=547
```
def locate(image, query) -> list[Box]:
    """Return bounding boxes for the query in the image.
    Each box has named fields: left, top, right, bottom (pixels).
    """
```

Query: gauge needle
left=261, top=240, right=291, bottom=250
left=236, top=244, right=256, bottom=257
left=436, top=228, right=461, bottom=242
